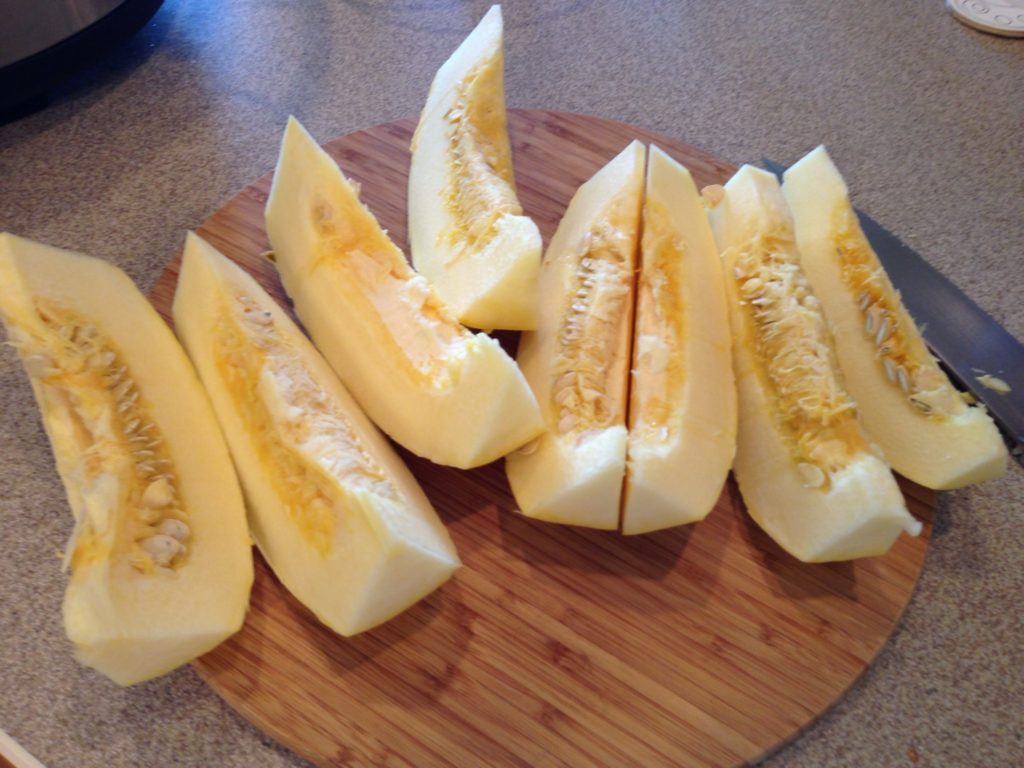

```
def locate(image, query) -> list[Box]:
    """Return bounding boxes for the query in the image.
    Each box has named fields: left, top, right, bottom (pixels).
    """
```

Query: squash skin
left=783, top=146, right=1007, bottom=490
left=711, top=168, right=921, bottom=562
left=506, top=141, right=644, bottom=529
left=0, top=233, right=253, bottom=685
left=409, top=5, right=541, bottom=331
left=265, top=116, right=543, bottom=469
left=621, top=147, right=737, bottom=535
left=173, top=233, right=460, bottom=636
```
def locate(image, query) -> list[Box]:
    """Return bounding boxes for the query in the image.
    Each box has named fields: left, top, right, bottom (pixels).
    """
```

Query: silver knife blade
left=762, top=157, right=1024, bottom=450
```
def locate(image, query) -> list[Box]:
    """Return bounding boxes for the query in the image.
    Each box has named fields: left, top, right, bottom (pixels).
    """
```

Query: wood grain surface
left=150, top=110, right=935, bottom=768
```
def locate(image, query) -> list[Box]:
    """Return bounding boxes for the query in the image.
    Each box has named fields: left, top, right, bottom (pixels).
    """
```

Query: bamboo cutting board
left=150, top=110, right=934, bottom=768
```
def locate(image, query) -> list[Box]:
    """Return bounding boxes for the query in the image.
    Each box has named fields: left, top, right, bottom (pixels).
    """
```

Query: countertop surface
left=1, top=1, right=1021, bottom=766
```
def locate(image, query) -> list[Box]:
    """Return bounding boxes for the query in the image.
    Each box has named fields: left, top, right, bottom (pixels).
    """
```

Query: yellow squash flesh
left=621, top=147, right=737, bottom=535
left=711, top=168, right=921, bottom=562
left=506, top=141, right=645, bottom=529
left=783, top=146, right=1007, bottom=489
left=0, top=233, right=252, bottom=685
left=264, top=116, right=543, bottom=469
left=173, top=234, right=459, bottom=635
left=409, top=5, right=541, bottom=330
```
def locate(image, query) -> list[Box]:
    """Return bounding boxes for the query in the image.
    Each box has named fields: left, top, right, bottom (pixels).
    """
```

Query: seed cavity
left=833, top=204, right=966, bottom=419
left=730, top=231, right=866, bottom=481
left=439, top=50, right=521, bottom=260
left=215, top=293, right=400, bottom=553
left=550, top=218, right=634, bottom=436
left=13, top=299, right=188, bottom=575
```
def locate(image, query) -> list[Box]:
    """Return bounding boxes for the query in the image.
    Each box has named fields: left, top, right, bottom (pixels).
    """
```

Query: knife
left=761, top=157, right=1024, bottom=453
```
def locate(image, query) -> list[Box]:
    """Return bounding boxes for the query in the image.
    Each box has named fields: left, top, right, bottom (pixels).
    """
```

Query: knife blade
left=762, top=157, right=1024, bottom=451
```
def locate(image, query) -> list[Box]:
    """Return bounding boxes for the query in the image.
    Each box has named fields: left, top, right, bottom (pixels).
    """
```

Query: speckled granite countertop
left=1, top=1, right=1021, bottom=766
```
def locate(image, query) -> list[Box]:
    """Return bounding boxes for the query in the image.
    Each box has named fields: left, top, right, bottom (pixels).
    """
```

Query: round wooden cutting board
left=150, top=109, right=934, bottom=768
